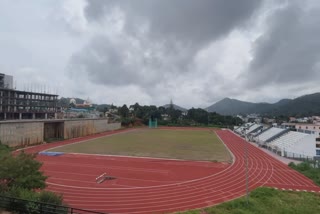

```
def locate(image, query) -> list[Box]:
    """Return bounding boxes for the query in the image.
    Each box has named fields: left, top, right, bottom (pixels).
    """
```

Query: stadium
left=2, top=1, right=320, bottom=213
left=1, top=72, right=320, bottom=214
left=234, top=122, right=319, bottom=160
left=7, top=126, right=319, bottom=213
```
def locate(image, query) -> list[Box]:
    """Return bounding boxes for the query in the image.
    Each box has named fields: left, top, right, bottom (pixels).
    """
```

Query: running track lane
left=24, top=129, right=320, bottom=214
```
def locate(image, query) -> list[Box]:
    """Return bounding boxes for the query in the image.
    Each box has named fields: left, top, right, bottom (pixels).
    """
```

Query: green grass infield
left=48, top=129, right=231, bottom=162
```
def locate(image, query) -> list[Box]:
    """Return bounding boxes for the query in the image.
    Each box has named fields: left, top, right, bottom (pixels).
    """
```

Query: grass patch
left=179, top=187, right=320, bottom=214
left=0, top=142, right=11, bottom=157
left=44, top=138, right=65, bottom=143
left=289, top=162, right=320, bottom=186
left=48, top=129, right=231, bottom=162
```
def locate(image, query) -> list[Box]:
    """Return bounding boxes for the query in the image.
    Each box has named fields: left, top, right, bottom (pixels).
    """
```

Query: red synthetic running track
left=39, top=154, right=228, bottom=188
left=20, top=128, right=320, bottom=214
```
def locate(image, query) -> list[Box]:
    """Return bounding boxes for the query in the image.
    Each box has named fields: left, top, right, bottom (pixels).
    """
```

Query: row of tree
left=59, top=98, right=243, bottom=127
left=110, top=103, right=243, bottom=127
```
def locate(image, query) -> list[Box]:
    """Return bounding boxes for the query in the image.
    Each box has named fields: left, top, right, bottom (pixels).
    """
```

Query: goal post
left=149, top=118, right=158, bottom=128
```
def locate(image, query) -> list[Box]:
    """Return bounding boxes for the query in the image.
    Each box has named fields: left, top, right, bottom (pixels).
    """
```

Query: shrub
left=289, top=161, right=320, bottom=186
left=38, top=191, right=64, bottom=205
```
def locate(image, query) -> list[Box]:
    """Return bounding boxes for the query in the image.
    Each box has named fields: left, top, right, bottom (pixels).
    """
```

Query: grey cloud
left=85, top=0, right=262, bottom=45
left=247, top=1, right=320, bottom=87
left=69, top=36, right=141, bottom=86
left=69, top=35, right=195, bottom=87
left=84, top=0, right=117, bottom=21
left=70, top=0, right=263, bottom=90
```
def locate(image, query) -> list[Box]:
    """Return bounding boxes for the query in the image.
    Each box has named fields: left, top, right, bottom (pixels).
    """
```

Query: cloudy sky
left=1, top=0, right=319, bottom=108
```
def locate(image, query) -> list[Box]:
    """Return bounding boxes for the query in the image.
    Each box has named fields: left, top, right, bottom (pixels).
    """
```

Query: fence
left=0, top=195, right=107, bottom=214
left=262, top=144, right=319, bottom=166
left=282, top=150, right=314, bottom=162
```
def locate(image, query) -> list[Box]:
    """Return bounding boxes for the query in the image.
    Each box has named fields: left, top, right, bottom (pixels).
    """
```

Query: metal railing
left=282, top=150, right=314, bottom=162
left=0, top=195, right=107, bottom=214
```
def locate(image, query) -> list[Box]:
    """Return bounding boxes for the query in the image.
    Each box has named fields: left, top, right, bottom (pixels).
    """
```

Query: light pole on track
left=245, top=128, right=249, bottom=205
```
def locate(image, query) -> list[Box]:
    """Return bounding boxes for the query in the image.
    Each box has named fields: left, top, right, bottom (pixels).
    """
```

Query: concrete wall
left=64, top=119, right=121, bottom=139
left=0, top=121, right=44, bottom=147
left=0, top=119, right=121, bottom=147
left=44, top=122, right=64, bottom=140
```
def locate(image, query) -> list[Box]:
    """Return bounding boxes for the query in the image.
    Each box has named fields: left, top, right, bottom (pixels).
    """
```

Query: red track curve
left=21, top=129, right=320, bottom=214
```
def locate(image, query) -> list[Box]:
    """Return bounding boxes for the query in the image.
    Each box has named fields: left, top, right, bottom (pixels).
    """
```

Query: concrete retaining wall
left=0, top=121, right=44, bottom=147
left=64, top=119, right=121, bottom=139
left=0, top=119, right=121, bottom=147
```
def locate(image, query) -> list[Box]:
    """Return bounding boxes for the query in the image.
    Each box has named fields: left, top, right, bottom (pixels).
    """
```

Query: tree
left=158, top=106, right=166, bottom=114
left=167, top=108, right=182, bottom=124
left=0, top=151, right=47, bottom=190
left=187, top=108, right=208, bottom=124
left=118, top=104, right=129, bottom=117
left=0, top=142, right=66, bottom=214
left=130, top=102, right=141, bottom=112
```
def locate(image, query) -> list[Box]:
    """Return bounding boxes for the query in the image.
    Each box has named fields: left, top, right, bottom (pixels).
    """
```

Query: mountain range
left=206, top=93, right=320, bottom=116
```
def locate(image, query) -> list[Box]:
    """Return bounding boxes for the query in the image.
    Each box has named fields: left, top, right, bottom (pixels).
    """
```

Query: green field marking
left=48, top=129, right=231, bottom=162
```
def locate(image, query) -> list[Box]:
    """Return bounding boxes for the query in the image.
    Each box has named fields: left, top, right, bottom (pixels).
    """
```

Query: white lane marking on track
left=46, top=131, right=236, bottom=191
left=46, top=130, right=292, bottom=214
left=44, top=161, right=170, bottom=174
left=47, top=130, right=268, bottom=204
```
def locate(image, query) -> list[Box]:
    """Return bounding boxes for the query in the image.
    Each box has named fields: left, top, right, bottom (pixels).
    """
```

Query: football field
left=48, top=128, right=231, bottom=162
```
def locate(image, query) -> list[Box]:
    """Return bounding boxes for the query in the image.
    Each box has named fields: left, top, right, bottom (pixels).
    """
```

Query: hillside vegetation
left=289, top=162, right=320, bottom=186
left=180, top=187, right=320, bottom=214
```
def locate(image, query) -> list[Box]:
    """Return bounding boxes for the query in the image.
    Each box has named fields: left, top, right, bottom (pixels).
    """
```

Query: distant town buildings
left=237, top=114, right=262, bottom=123
left=282, top=123, right=320, bottom=135
left=64, top=98, right=99, bottom=119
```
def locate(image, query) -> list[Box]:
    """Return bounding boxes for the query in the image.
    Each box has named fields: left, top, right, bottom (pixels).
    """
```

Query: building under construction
left=0, top=73, right=58, bottom=120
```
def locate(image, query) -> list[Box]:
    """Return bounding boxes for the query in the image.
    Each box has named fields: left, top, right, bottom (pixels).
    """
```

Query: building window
left=317, top=150, right=320, bottom=156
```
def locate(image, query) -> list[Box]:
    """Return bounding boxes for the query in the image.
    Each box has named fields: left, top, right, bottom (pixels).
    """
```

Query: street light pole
left=245, top=130, right=249, bottom=205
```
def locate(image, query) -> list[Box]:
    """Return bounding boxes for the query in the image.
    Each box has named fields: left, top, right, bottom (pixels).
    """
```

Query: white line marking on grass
left=215, top=130, right=235, bottom=164
left=68, top=152, right=216, bottom=163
